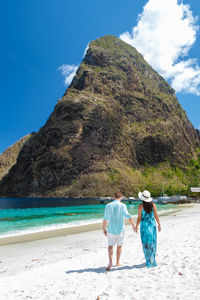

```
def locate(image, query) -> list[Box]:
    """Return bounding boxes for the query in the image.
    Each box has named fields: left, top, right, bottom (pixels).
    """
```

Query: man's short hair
left=115, top=191, right=123, bottom=199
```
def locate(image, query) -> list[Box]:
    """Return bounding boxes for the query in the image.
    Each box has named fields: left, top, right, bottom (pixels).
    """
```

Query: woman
left=136, top=190, right=161, bottom=268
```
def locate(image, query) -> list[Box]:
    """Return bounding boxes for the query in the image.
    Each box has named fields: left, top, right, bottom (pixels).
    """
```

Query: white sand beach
left=0, top=204, right=200, bottom=300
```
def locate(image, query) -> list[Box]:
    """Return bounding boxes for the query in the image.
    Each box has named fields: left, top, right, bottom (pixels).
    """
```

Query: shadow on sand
left=65, top=263, right=146, bottom=274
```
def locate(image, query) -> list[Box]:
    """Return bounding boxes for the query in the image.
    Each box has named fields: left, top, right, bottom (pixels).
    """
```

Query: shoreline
left=0, top=203, right=199, bottom=299
left=0, top=204, right=195, bottom=246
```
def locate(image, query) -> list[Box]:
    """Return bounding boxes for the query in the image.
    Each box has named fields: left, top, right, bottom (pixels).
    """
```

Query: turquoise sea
left=0, top=199, right=177, bottom=238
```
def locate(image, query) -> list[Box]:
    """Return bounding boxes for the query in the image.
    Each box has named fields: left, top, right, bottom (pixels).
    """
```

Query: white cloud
left=83, top=43, right=89, bottom=57
left=58, top=64, right=78, bottom=86
left=120, top=0, right=200, bottom=95
left=58, top=43, right=90, bottom=86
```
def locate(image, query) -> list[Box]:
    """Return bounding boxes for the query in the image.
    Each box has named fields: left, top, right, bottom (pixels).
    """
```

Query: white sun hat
left=138, top=190, right=152, bottom=202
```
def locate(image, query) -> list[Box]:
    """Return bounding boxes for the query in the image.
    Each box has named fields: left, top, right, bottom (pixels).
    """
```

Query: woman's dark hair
left=143, top=201, right=153, bottom=214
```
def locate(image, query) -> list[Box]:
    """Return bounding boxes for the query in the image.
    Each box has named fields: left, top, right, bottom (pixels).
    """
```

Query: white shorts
left=107, top=231, right=125, bottom=246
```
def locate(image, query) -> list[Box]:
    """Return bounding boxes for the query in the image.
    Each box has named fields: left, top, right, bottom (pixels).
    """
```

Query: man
left=103, top=191, right=135, bottom=271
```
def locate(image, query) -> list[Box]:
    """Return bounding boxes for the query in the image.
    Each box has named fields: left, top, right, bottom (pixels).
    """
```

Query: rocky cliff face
left=196, top=129, right=200, bottom=142
left=0, top=35, right=199, bottom=197
left=0, top=134, right=33, bottom=181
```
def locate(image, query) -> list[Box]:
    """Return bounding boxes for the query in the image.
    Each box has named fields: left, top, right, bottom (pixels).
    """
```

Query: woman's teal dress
left=140, top=208, right=157, bottom=268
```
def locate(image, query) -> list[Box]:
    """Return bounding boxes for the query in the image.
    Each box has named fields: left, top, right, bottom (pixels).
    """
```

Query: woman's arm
left=153, top=203, right=161, bottom=232
left=135, top=204, right=142, bottom=233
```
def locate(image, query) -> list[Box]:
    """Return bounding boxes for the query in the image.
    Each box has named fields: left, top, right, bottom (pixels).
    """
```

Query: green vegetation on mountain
left=0, top=35, right=199, bottom=197
left=46, top=149, right=200, bottom=197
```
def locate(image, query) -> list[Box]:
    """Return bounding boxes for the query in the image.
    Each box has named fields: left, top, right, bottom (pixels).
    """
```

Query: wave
left=0, top=218, right=103, bottom=238
left=0, top=208, right=175, bottom=238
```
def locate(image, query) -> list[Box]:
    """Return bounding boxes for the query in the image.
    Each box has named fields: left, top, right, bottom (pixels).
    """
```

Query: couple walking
left=103, top=191, right=161, bottom=270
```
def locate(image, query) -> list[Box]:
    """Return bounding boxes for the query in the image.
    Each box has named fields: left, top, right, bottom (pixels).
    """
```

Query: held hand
left=158, top=224, right=161, bottom=232
left=135, top=226, right=138, bottom=233
left=103, top=228, right=107, bottom=236
left=132, top=224, right=135, bottom=232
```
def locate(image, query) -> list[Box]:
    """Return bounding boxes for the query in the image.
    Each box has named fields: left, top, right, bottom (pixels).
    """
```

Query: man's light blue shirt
left=103, top=200, right=131, bottom=235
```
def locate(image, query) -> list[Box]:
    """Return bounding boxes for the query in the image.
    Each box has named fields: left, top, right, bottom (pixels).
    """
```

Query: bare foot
left=116, top=264, right=122, bottom=267
left=106, top=263, right=112, bottom=271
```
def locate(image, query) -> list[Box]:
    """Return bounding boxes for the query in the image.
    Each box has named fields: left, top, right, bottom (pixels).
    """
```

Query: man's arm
left=103, top=205, right=109, bottom=236
left=103, top=219, right=107, bottom=236
left=123, top=205, right=135, bottom=231
left=128, top=217, right=135, bottom=231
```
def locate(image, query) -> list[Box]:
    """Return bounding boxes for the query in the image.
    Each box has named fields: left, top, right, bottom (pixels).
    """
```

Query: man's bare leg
left=106, top=246, right=113, bottom=271
left=116, top=246, right=122, bottom=267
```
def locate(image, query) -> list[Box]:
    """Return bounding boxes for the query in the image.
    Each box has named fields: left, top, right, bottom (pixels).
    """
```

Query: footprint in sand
left=32, top=259, right=40, bottom=262
left=25, top=265, right=32, bottom=269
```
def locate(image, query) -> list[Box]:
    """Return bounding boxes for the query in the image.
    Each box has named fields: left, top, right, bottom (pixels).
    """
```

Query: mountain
left=0, top=35, right=199, bottom=197
left=197, top=129, right=200, bottom=141
left=0, top=134, right=33, bottom=181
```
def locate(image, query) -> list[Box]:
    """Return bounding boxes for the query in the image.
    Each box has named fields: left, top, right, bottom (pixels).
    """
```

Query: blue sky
left=0, top=0, right=200, bottom=153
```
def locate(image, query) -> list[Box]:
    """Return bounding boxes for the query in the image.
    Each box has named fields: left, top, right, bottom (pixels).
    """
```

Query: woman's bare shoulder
left=138, top=204, right=143, bottom=210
